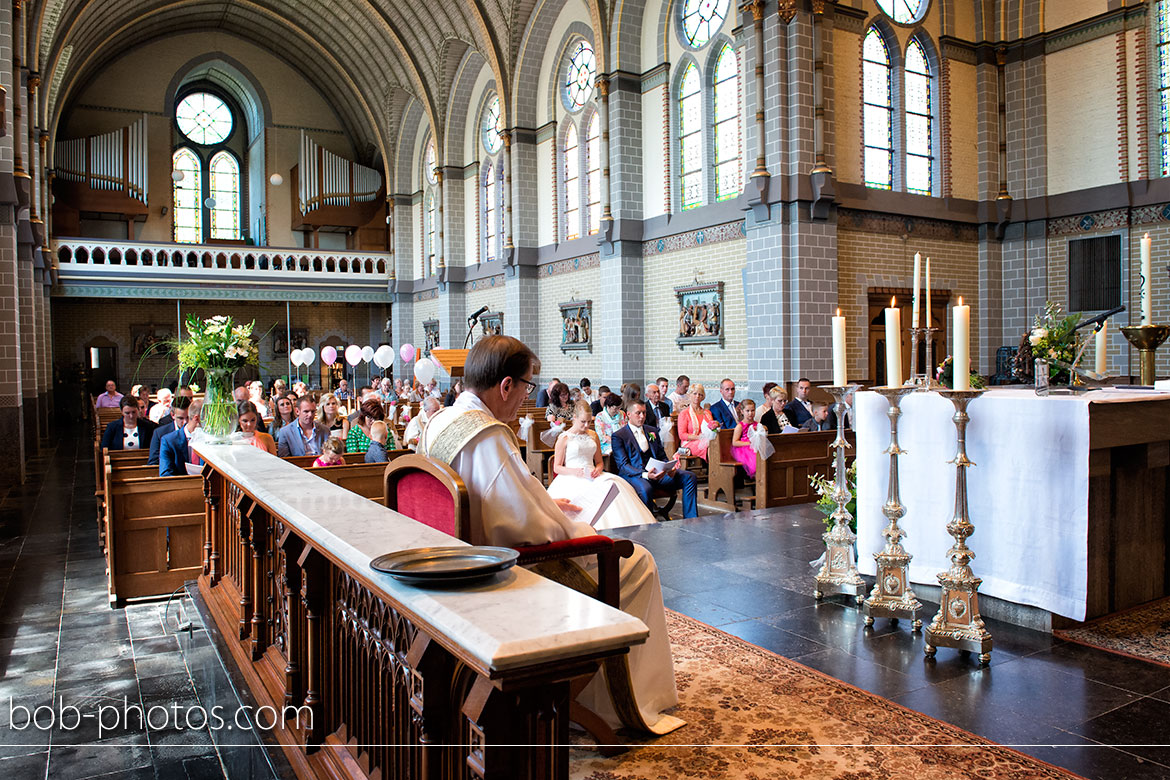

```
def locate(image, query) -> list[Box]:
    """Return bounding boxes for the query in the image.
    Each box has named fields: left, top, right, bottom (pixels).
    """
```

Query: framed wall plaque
left=674, top=281, right=723, bottom=348
left=559, top=300, right=592, bottom=352
left=479, top=311, right=503, bottom=337
left=423, top=319, right=440, bottom=357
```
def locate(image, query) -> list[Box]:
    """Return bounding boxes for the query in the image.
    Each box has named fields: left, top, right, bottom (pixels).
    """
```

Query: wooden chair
left=382, top=454, right=634, bottom=754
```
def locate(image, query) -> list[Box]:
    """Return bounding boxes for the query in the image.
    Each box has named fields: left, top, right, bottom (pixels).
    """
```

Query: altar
left=856, top=388, right=1170, bottom=625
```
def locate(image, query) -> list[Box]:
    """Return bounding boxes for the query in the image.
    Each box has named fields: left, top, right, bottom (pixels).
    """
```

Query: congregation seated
left=404, top=396, right=440, bottom=450
left=268, top=394, right=297, bottom=438
left=545, top=382, right=573, bottom=425
left=593, top=392, right=625, bottom=456
left=246, top=380, right=269, bottom=417
left=277, top=396, right=329, bottom=457
left=444, top=378, right=464, bottom=407
left=710, top=378, right=740, bottom=429
left=101, top=395, right=157, bottom=452
left=535, top=377, right=558, bottom=407
left=365, top=421, right=391, bottom=463
left=334, top=378, right=353, bottom=403
left=730, top=398, right=760, bottom=478
left=148, top=395, right=192, bottom=465
left=759, top=387, right=793, bottom=434
left=676, top=383, right=716, bottom=461
left=159, top=400, right=203, bottom=476
left=611, top=399, right=698, bottom=520
left=800, top=403, right=833, bottom=432
left=654, top=377, right=674, bottom=413
left=348, top=398, right=395, bottom=453
left=312, top=437, right=346, bottom=467
left=148, top=387, right=173, bottom=423
left=645, top=382, right=672, bottom=429
left=666, top=374, right=690, bottom=411
left=589, top=384, right=612, bottom=416
left=375, top=377, right=397, bottom=404
left=95, top=379, right=124, bottom=409
left=317, top=392, right=349, bottom=438
left=578, top=377, right=597, bottom=407
left=783, top=377, right=815, bottom=427
left=236, top=401, right=277, bottom=454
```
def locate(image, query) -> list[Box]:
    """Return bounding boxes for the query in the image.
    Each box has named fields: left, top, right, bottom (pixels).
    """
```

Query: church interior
left=1, top=0, right=1170, bottom=777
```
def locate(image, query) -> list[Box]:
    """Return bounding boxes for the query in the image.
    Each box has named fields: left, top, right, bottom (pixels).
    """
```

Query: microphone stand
left=1036, top=306, right=1125, bottom=394
left=463, top=317, right=480, bottom=349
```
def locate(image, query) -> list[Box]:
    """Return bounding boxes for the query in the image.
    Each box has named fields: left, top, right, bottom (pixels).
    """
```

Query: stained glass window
left=482, top=96, right=503, bottom=155
left=176, top=93, right=233, bottom=145
left=863, top=28, right=893, bottom=190
left=484, top=163, right=498, bottom=262
left=425, top=192, right=435, bottom=276
left=1159, top=1, right=1170, bottom=175
left=585, top=112, right=601, bottom=235
left=682, top=0, right=729, bottom=49
left=172, top=148, right=202, bottom=243
left=564, top=40, right=596, bottom=112
left=209, top=152, right=241, bottom=240
left=679, top=63, right=703, bottom=209
left=876, top=0, right=929, bottom=24
left=425, top=140, right=436, bottom=185
left=905, top=39, right=933, bottom=195
left=563, top=122, right=580, bottom=240
left=713, top=45, right=741, bottom=201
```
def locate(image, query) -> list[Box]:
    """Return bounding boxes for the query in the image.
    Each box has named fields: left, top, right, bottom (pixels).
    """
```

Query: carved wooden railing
left=196, top=443, right=646, bottom=780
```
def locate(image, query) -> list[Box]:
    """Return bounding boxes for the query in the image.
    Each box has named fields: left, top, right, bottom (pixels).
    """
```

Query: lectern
left=429, top=349, right=469, bottom=378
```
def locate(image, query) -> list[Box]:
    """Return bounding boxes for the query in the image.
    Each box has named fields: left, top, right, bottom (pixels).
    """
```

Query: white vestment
left=421, top=391, right=681, bottom=734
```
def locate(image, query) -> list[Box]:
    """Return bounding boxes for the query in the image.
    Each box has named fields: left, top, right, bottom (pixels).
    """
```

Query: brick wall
left=1046, top=37, right=1118, bottom=195
left=535, top=263, right=602, bottom=383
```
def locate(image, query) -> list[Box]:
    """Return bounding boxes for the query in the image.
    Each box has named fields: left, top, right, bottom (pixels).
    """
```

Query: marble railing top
left=193, top=443, right=648, bottom=674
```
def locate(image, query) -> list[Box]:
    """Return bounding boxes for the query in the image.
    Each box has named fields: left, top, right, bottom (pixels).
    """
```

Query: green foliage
left=936, top=356, right=987, bottom=390
left=810, top=461, right=857, bottom=534
left=173, top=315, right=260, bottom=372
left=1030, top=302, right=1082, bottom=384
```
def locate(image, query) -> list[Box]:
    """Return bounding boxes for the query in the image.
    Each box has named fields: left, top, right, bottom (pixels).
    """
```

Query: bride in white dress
left=548, top=402, right=659, bottom=531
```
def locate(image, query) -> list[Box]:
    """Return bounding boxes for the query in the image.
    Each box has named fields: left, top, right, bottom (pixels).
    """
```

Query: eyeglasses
left=514, top=377, right=538, bottom=393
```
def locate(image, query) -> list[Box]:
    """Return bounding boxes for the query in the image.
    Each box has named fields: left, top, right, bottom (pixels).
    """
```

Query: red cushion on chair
left=396, top=471, right=457, bottom=537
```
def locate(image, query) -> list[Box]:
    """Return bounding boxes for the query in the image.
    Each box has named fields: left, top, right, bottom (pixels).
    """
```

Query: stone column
left=436, top=166, right=467, bottom=354
left=391, top=194, right=414, bottom=380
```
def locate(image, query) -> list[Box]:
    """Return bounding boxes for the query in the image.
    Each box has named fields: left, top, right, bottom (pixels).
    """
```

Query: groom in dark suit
left=611, top=400, right=698, bottom=519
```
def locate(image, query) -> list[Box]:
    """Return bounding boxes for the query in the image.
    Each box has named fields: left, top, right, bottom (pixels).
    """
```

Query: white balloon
left=269, top=173, right=284, bottom=187
left=361, top=345, right=375, bottom=362
left=171, top=170, right=185, bottom=183
left=290, top=348, right=303, bottom=367
left=301, top=347, right=317, bottom=366
left=413, top=358, right=435, bottom=384
left=374, top=345, right=394, bottom=368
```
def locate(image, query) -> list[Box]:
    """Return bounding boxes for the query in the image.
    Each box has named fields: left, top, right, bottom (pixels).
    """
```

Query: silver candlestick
left=924, top=389, right=993, bottom=664
left=863, top=386, right=923, bottom=629
left=918, top=327, right=942, bottom=390
left=907, top=328, right=922, bottom=387
left=814, top=384, right=866, bottom=604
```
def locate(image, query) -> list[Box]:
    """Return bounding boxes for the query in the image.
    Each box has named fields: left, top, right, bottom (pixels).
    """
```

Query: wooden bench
left=525, top=419, right=557, bottom=484
left=704, top=429, right=744, bottom=511
left=754, top=430, right=854, bottom=508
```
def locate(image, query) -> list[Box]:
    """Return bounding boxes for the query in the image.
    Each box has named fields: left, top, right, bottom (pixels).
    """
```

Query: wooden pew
left=704, top=429, right=743, bottom=512
left=753, top=430, right=855, bottom=508
left=525, top=419, right=556, bottom=484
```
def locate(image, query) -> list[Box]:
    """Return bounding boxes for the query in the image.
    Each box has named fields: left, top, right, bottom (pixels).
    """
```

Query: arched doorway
left=83, top=336, right=118, bottom=397
left=319, top=337, right=345, bottom=391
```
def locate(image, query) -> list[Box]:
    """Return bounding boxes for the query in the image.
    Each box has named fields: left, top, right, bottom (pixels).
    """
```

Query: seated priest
left=420, top=335, right=684, bottom=736
left=611, top=400, right=698, bottom=519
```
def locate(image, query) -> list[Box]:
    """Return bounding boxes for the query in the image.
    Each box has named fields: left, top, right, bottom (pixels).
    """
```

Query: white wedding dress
left=548, top=432, right=659, bottom=531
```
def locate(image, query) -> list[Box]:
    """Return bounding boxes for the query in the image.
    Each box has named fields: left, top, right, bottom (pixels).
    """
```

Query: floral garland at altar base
left=173, top=315, right=260, bottom=443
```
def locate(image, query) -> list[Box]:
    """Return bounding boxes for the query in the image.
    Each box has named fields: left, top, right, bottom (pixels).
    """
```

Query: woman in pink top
left=677, top=384, right=716, bottom=461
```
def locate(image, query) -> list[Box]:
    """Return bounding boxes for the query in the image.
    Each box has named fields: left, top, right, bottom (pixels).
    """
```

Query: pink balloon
left=345, top=344, right=363, bottom=366
left=400, top=343, right=416, bottom=363
left=432, top=355, right=442, bottom=368
left=321, top=346, right=337, bottom=366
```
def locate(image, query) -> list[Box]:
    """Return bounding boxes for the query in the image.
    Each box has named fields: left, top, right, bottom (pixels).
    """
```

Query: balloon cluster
left=291, top=340, right=440, bottom=383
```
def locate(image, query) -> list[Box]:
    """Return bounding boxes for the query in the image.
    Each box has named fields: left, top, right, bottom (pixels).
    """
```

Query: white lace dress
left=548, top=432, right=659, bottom=531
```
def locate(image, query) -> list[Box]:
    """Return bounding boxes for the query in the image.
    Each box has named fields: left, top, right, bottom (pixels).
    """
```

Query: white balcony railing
left=52, top=238, right=394, bottom=301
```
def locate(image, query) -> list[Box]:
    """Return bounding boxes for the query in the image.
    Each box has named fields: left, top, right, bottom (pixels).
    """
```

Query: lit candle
left=1095, top=322, right=1108, bottom=376
left=832, top=309, right=847, bottom=386
left=912, top=252, right=922, bottom=329
left=925, top=257, right=932, bottom=329
left=1142, top=233, right=1152, bottom=325
left=953, top=297, right=970, bottom=391
left=885, top=297, right=903, bottom=387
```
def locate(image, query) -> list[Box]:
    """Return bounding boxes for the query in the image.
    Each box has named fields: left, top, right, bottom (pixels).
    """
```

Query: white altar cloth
left=856, top=388, right=1170, bottom=621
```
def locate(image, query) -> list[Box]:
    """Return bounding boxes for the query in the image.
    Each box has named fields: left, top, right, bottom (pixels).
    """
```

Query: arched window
left=425, top=192, right=436, bottom=276
left=904, top=39, right=933, bottom=195
left=425, top=141, right=436, bottom=185
left=172, top=148, right=203, bottom=243
left=483, top=163, right=498, bottom=262
left=863, top=28, right=893, bottom=190
left=482, top=96, right=503, bottom=155
left=877, top=0, right=929, bottom=24
left=209, top=152, right=240, bottom=240
left=1158, top=1, right=1170, bottom=175
left=563, top=122, right=580, bottom=240
left=713, top=45, right=741, bottom=201
left=563, top=41, right=596, bottom=112
left=679, top=62, right=703, bottom=209
left=681, top=0, right=730, bottom=48
left=585, top=112, right=601, bottom=235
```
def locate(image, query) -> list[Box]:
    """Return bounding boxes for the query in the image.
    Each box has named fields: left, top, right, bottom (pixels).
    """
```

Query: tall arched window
left=679, top=62, right=703, bottom=209
left=563, top=122, right=580, bottom=240
left=425, top=192, right=436, bottom=276
left=422, top=139, right=437, bottom=276
left=209, top=152, right=240, bottom=240
left=483, top=162, right=498, bottom=262
left=904, top=39, right=933, bottom=195
left=585, top=112, right=601, bottom=235
left=172, top=148, right=203, bottom=243
left=1158, top=1, right=1170, bottom=175
left=713, top=45, right=741, bottom=201
left=681, top=0, right=730, bottom=48
left=863, top=28, right=893, bottom=190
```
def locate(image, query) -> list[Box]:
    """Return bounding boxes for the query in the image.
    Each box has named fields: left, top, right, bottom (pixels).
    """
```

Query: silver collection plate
left=370, top=546, right=519, bottom=584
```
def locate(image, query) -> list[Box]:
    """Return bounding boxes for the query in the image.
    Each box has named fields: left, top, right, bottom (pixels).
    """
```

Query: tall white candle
left=925, top=257, right=932, bottom=329
left=885, top=298, right=903, bottom=387
left=832, top=310, right=847, bottom=386
left=1095, top=322, right=1108, bottom=376
left=1142, top=233, right=1152, bottom=325
left=953, top=297, right=970, bottom=391
left=912, top=252, right=922, bottom=329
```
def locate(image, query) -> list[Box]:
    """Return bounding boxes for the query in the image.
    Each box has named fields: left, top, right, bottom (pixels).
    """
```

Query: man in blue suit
left=611, top=400, right=697, bottom=519
left=709, top=378, right=740, bottom=430
left=148, top=396, right=192, bottom=465
left=277, top=397, right=329, bottom=457
left=159, top=400, right=203, bottom=477
left=782, top=378, right=815, bottom=428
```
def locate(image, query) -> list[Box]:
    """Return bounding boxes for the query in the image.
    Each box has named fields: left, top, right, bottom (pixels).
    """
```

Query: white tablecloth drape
left=856, top=388, right=1170, bottom=621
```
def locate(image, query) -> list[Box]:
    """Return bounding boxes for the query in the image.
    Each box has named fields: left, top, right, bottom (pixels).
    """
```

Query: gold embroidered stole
left=422, top=408, right=516, bottom=465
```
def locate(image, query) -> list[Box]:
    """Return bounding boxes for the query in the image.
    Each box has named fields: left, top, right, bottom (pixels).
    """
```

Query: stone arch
left=163, top=53, right=273, bottom=143
left=513, top=0, right=594, bottom=128
left=395, top=99, right=427, bottom=196
left=545, top=22, right=598, bottom=128
left=445, top=48, right=489, bottom=166
left=612, top=0, right=647, bottom=73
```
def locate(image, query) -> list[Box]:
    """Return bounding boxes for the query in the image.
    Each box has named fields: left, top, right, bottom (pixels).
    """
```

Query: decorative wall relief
left=273, top=328, right=308, bottom=355
left=423, top=320, right=440, bottom=357
left=559, top=300, right=592, bottom=352
left=675, top=282, right=724, bottom=348
left=480, top=311, right=504, bottom=338
left=130, top=324, right=175, bottom=357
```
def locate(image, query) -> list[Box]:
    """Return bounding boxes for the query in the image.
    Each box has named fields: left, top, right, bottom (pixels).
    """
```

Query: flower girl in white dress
left=548, top=402, right=659, bottom=531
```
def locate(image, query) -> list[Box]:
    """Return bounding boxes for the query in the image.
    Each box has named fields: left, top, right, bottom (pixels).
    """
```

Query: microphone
left=1074, top=305, right=1125, bottom=332
left=467, top=305, right=489, bottom=322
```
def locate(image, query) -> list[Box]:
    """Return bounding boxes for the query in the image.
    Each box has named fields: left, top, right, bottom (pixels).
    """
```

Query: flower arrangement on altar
left=810, top=461, right=857, bottom=534
left=935, top=355, right=987, bottom=390
left=1016, top=302, right=1081, bottom=384
left=173, top=315, right=259, bottom=441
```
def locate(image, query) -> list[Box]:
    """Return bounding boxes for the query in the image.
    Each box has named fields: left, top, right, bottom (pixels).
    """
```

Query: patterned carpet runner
left=1055, top=597, right=1170, bottom=669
